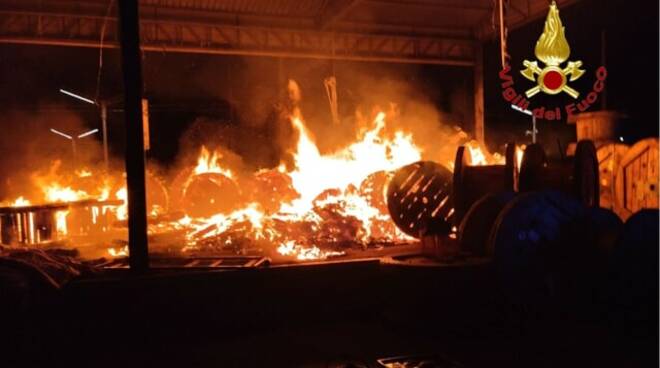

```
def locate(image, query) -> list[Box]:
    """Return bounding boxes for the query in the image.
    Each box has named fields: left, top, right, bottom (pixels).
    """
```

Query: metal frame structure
left=0, top=9, right=475, bottom=65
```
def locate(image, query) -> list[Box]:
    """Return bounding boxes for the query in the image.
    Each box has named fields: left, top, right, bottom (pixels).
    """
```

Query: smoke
left=0, top=55, right=479, bottom=205
left=0, top=106, right=109, bottom=202
left=163, top=56, right=477, bottom=183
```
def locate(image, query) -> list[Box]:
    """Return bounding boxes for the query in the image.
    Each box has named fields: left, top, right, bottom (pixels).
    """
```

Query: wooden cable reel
left=614, top=138, right=659, bottom=220
left=386, top=161, right=453, bottom=238
left=596, top=143, right=629, bottom=211
left=452, top=142, right=518, bottom=226
left=488, top=191, right=617, bottom=308
left=488, top=191, right=624, bottom=307
left=519, top=140, right=600, bottom=207
left=457, top=191, right=516, bottom=256
left=182, top=172, right=242, bottom=218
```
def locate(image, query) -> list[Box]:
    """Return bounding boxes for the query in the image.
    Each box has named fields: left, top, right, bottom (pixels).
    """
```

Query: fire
left=194, top=146, right=234, bottom=178
left=1, top=86, right=519, bottom=263
left=108, top=245, right=129, bottom=257
left=115, top=187, right=128, bottom=220
left=55, top=210, right=69, bottom=235
left=283, top=112, right=421, bottom=215
left=516, top=144, right=526, bottom=169
left=186, top=203, right=267, bottom=243
left=276, top=240, right=345, bottom=261
left=466, top=142, right=489, bottom=166
left=177, top=111, right=421, bottom=260
left=43, top=182, right=89, bottom=203
left=12, top=197, right=30, bottom=207
left=75, top=169, right=93, bottom=178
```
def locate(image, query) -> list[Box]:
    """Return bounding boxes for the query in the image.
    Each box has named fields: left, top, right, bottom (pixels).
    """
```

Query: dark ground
left=1, top=254, right=657, bottom=368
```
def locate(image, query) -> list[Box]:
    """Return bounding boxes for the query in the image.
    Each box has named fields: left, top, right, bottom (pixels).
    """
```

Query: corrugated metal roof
left=141, top=0, right=328, bottom=17
left=1, top=0, right=582, bottom=40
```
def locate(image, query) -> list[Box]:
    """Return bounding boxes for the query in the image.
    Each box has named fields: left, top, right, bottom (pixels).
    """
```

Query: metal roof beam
left=0, top=10, right=475, bottom=66
left=316, top=0, right=365, bottom=30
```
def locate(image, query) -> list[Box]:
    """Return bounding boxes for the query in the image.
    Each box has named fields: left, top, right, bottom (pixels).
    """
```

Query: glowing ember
left=108, top=245, right=129, bottom=257
left=276, top=240, right=345, bottom=260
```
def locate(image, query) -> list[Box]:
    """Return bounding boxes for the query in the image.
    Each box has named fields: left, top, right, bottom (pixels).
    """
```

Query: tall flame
left=283, top=112, right=421, bottom=215
left=194, top=146, right=234, bottom=178
left=535, top=1, right=570, bottom=66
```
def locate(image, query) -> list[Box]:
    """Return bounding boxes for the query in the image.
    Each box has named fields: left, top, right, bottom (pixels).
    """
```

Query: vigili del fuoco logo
left=499, top=1, right=607, bottom=121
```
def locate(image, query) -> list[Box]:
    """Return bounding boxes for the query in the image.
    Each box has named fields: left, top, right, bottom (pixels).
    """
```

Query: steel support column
left=118, top=0, right=148, bottom=272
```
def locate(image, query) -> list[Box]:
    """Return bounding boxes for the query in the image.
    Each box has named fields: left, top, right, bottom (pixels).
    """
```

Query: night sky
left=0, top=0, right=656, bottom=179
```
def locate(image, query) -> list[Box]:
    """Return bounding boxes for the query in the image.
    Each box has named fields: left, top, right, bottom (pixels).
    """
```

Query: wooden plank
left=184, top=259, right=200, bottom=268
left=209, top=259, right=224, bottom=267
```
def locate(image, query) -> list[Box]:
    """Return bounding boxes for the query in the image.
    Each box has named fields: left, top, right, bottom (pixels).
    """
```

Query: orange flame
left=194, top=146, right=234, bottom=178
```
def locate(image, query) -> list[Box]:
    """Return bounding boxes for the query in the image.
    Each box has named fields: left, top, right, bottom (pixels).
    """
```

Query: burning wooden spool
left=614, top=137, right=659, bottom=220
left=182, top=172, right=242, bottom=218
left=359, top=170, right=391, bottom=214
left=386, top=161, right=453, bottom=238
left=247, top=169, right=298, bottom=213
left=452, top=142, right=518, bottom=226
left=519, top=140, right=599, bottom=207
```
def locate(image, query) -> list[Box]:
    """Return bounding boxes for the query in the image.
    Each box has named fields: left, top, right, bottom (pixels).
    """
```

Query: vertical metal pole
left=473, top=42, right=485, bottom=145
left=600, top=29, right=607, bottom=110
left=71, top=139, right=77, bottom=165
left=532, top=116, right=537, bottom=144
left=101, top=103, right=109, bottom=172
left=118, top=0, right=149, bottom=271
left=498, top=0, right=506, bottom=69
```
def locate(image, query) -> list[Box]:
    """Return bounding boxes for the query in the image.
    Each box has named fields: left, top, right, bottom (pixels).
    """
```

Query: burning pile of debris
left=1, top=99, right=505, bottom=263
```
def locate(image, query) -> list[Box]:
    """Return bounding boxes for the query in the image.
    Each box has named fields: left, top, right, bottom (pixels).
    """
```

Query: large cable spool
left=595, top=143, right=629, bottom=211
left=452, top=142, right=518, bottom=226
left=606, top=209, right=659, bottom=339
left=519, top=140, right=599, bottom=207
left=614, top=137, right=659, bottom=220
left=489, top=191, right=587, bottom=306
left=457, top=191, right=516, bottom=256
left=246, top=169, right=298, bottom=213
left=181, top=172, right=242, bottom=218
left=489, top=191, right=622, bottom=313
left=386, top=161, right=453, bottom=238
